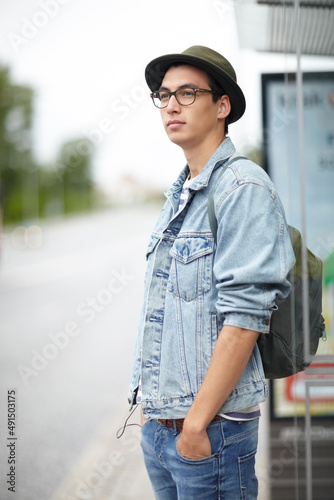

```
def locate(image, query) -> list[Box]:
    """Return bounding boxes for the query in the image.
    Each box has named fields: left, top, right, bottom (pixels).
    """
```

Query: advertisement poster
left=262, top=73, right=334, bottom=418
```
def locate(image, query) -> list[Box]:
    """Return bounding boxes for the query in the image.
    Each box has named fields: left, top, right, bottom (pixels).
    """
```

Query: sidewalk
left=51, top=407, right=154, bottom=500
left=52, top=402, right=270, bottom=500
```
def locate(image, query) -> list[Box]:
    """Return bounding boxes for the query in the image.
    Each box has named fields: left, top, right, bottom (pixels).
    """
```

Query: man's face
left=159, top=65, right=226, bottom=150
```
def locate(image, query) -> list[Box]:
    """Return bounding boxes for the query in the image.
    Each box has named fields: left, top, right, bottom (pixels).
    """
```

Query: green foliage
left=0, top=64, right=96, bottom=225
left=41, top=137, right=95, bottom=217
left=0, top=65, right=36, bottom=224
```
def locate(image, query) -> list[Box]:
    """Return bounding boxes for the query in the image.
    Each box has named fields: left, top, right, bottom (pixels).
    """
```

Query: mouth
left=167, top=120, right=185, bottom=129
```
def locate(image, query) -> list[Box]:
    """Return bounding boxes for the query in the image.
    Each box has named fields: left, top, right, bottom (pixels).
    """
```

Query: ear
left=217, top=95, right=231, bottom=120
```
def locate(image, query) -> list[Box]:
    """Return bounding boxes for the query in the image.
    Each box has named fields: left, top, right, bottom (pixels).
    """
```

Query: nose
left=166, top=94, right=181, bottom=113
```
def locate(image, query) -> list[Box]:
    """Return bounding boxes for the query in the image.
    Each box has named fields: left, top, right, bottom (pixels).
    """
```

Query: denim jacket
left=129, top=137, right=295, bottom=419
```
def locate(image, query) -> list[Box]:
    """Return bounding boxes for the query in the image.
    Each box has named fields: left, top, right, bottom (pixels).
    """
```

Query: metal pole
left=293, top=0, right=313, bottom=498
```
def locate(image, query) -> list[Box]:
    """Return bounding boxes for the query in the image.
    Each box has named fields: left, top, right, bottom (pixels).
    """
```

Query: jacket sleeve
left=213, top=176, right=295, bottom=334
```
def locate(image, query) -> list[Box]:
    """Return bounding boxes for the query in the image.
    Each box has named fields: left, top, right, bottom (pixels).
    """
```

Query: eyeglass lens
left=153, top=88, right=196, bottom=108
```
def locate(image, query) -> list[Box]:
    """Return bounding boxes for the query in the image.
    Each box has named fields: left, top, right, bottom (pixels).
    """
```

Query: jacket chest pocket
left=168, top=236, right=214, bottom=302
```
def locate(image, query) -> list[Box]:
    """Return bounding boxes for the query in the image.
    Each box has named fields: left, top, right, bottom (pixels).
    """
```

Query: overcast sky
left=1, top=0, right=333, bottom=193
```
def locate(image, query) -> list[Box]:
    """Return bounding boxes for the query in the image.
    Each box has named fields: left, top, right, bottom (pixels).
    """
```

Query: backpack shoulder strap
left=208, top=156, right=248, bottom=242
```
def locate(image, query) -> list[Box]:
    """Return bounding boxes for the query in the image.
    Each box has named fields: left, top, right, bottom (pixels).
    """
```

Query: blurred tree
left=52, top=137, right=95, bottom=215
left=243, top=146, right=262, bottom=166
left=0, top=65, right=97, bottom=225
left=0, top=65, right=37, bottom=224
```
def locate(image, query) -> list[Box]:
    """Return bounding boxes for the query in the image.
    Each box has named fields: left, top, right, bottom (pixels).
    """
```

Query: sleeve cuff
left=223, top=312, right=272, bottom=334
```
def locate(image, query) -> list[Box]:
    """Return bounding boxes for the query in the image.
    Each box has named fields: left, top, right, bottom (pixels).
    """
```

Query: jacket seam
left=215, top=178, right=276, bottom=214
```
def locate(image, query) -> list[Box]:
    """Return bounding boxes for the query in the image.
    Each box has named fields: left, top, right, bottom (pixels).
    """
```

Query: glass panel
left=258, top=1, right=334, bottom=498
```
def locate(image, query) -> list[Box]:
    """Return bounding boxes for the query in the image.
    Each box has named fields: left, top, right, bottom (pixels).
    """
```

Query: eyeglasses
left=150, top=87, right=223, bottom=109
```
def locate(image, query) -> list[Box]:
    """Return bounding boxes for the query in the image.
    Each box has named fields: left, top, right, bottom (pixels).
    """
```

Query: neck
left=184, top=134, right=226, bottom=178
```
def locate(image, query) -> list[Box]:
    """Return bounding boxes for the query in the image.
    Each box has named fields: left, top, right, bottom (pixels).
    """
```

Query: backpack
left=208, top=156, right=326, bottom=379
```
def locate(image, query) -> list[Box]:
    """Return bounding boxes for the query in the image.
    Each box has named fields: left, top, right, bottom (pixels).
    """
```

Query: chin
left=167, top=137, right=186, bottom=149
left=165, top=131, right=187, bottom=148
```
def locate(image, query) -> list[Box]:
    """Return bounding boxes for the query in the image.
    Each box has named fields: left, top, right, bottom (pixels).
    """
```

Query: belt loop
left=173, top=419, right=178, bottom=435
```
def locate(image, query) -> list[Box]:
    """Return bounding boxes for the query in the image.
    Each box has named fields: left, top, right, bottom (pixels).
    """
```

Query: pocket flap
left=170, top=236, right=213, bottom=264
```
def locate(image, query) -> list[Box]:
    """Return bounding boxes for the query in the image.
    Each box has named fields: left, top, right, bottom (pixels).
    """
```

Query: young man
left=128, top=46, right=295, bottom=499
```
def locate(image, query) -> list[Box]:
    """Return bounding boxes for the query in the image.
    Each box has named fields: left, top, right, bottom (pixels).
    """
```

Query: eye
left=159, top=91, right=170, bottom=101
left=179, top=89, right=195, bottom=97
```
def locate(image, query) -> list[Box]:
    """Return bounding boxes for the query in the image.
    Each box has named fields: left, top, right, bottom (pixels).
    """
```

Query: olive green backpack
left=208, top=156, right=326, bottom=379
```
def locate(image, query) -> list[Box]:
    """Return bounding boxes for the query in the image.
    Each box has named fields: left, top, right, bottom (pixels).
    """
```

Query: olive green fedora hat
left=145, top=45, right=246, bottom=124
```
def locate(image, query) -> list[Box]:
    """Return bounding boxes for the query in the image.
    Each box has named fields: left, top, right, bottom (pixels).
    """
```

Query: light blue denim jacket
left=129, top=137, right=295, bottom=419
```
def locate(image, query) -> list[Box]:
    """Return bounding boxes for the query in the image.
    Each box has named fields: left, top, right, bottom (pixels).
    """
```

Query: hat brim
left=145, top=53, right=246, bottom=124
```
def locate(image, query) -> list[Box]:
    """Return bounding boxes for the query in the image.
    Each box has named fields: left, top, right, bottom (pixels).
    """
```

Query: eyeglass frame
left=150, top=87, right=225, bottom=109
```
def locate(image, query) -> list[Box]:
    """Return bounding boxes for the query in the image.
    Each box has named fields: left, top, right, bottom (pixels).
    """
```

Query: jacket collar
left=165, top=137, right=236, bottom=199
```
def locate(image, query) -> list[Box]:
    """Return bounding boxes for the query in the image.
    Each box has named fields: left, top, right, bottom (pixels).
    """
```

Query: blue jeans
left=141, top=417, right=259, bottom=500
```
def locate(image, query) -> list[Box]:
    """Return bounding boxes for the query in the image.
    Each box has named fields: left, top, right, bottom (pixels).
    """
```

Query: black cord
left=116, top=404, right=142, bottom=439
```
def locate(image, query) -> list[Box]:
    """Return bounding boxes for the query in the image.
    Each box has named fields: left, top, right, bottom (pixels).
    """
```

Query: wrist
left=183, top=414, right=210, bottom=435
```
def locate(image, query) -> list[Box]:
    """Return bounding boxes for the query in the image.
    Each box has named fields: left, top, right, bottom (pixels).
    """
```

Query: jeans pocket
left=175, top=422, right=223, bottom=464
left=238, top=449, right=258, bottom=500
left=175, top=437, right=216, bottom=464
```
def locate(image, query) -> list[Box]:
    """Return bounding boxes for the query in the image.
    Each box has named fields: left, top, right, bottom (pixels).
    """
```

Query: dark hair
left=206, top=73, right=229, bottom=135
left=168, top=63, right=229, bottom=135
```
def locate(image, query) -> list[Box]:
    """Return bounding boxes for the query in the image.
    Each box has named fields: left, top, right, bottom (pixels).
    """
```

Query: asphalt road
left=0, top=206, right=158, bottom=500
left=0, top=204, right=270, bottom=500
